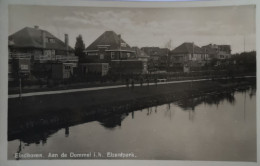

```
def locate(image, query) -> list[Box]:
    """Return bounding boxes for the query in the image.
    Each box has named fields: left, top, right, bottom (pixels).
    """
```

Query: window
left=100, top=54, right=104, bottom=59
left=44, top=50, right=52, bottom=58
left=20, top=64, right=28, bottom=70
left=120, top=53, right=127, bottom=59
left=127, top=53, right=131, bottom=58
left=121, top=43, right=127, bottom=47
left=51, top=50, right=55, bottom=55
left=111, top=52, right=115, bottom=59
left=65, top=66, right=71, bottom=70
left=88, top=52, right=98, bottom=56
left=48, top=38, right=55, bottom=43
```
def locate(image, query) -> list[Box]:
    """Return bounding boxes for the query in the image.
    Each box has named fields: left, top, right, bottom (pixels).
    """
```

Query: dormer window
left=49, top=38, right=55, bottom=43
left=46, top=38, right=55, bottom=43
left=120, top=43, right=127, bottom=47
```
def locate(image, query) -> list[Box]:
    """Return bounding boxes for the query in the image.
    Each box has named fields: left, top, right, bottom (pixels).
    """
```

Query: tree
left=75, top=35, right=85, bottom=63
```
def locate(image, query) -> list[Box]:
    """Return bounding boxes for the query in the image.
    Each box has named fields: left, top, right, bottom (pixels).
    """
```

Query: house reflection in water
left=9, top=87, right=255, bottom=148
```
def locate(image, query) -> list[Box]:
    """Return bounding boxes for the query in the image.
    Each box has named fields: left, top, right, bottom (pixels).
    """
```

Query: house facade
left=84, top=31, right=147, bottom=75
left=141, top=47, right=169, bottom=71
left=217, top=45, right=232, bottom=60
left=201, top=44, right=231, bottom=60
left=169, top=42, right=208, bottom=71
left=201, top=44, right=232, bottom=66
left=201, top=44, right=218, bottom=62
left=84, top=31, right=136, bottom=63
left=8, top=26, right=78, bottom=80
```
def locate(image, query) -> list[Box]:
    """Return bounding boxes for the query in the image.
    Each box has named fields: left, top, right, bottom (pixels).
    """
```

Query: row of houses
left=169, top=42, right=231, bottom=70
left=8, top=26, right=232, bottom=82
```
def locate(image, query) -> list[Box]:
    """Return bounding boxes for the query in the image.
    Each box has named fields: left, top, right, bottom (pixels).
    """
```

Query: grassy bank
left=8, top=77, right=256, bottom=139
left=8, top=72, right=256, bottom=94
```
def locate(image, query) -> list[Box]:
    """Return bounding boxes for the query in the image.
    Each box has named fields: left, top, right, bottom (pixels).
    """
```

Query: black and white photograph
left=3, top=0, right=257, bottom=163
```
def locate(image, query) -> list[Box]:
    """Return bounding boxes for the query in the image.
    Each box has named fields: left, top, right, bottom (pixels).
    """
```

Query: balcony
left=9, top=53, right=31, bottom=59
left=34, top=54, right=78, bottom=63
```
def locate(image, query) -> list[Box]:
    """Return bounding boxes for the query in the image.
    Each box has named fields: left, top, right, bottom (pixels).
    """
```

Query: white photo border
left=0, top=0, right=259, bottom=166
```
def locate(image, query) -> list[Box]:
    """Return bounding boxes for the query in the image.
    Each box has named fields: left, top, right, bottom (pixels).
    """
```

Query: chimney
left=118, top=34, right=121, bottom=39
left=42, top=30, right=46, bottom=49
left=65, top=34, right=69, bottom=55
left=34, top=25, right=39, bottom=29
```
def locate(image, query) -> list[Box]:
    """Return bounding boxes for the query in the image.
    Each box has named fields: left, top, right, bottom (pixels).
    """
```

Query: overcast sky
left=9, top=5, right=255, bottom=53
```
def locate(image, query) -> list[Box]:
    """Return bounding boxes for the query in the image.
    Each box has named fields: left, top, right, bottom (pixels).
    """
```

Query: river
left=8, top=86, right=256, bottom=161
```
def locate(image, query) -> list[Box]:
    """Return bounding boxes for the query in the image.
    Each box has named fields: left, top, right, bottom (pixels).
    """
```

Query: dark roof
left=218, top=45, right=231, bottom=52
left=172, top=42, right=203, bottom=54
left=8, top=27, right=73, bottom=51
left=86, top=31, right=133, bottom=51
left=201, top=44, right=231, bottom=54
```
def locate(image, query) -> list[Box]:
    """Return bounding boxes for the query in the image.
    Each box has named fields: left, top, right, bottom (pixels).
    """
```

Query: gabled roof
left=8, top=27, right=73, bottom=51
left=86, top=31, right=133, bottom=51
left=218, top=45, right=231, bottom=52
left=172, top=42, right=203, bottom=54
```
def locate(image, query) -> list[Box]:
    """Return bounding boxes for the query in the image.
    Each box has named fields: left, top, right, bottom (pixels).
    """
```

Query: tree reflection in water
left=9, top=86, right=255, bottom=149
left=175, top=91, right=236, bottom=111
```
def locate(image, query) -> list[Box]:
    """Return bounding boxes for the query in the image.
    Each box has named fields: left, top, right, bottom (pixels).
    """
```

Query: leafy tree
left=231, top=51, right=256, bottom=73
left=75, top=35, right=85, bottom=62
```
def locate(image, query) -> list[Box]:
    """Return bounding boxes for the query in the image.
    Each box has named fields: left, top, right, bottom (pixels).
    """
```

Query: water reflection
left=97, top=113, right=128, bottom=129
left=9, top=86, right=256, bottom=156
left=65, top=127, right=69, bottom=137
left=176, top=92, right=236, bottom=111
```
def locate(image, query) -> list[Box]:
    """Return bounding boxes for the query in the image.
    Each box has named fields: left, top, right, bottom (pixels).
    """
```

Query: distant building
left=132, top=47, right=149, bottom=62
left=169, top=42, right=207, bottom=70
left=84, top=31, right=147, bottom=75
left=141, top=47, right=169, bottom=71
left=84, top=31, right=136, bottom=63
left=201, top=44, right=218, bottom=62
left=202, top=44, right=232, bottom=60
left=8, top=26, right=78, bottom=80
left=201, top=44, right=232, bottom=66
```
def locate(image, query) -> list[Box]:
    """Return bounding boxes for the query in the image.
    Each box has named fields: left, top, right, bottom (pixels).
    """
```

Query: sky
left=9, top=5, right=256, bottom=54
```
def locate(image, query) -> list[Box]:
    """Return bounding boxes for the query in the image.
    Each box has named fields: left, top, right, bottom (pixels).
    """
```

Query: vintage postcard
left=0, top=0, right=259, bottom=165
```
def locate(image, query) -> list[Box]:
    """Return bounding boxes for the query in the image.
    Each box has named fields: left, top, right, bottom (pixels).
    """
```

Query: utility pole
left=18, top=71, right=22, bottom=100
left=166, top=39, right=171, bottom=71
left=119, top=34, right=122, bottom=60
left=244, top=35, right=246, bottom=53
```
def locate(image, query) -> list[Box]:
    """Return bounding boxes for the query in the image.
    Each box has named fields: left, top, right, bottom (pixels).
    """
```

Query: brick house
left=8, top=26, right=78, bottom=80
left=141, top=47, right=169, bottom=71
left=169, top=42, right=207, bottom=71
left=84, top=31, right=136, bottom=63
left=83, top=31, right=147, bottom=75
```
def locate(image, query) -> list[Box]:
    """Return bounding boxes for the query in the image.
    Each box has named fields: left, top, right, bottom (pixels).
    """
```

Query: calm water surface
left=8, top=87, right=256, bottom=161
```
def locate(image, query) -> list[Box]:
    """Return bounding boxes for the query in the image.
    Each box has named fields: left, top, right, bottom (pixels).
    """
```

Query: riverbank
left=8, top=73, right=256, bottom=95
left=8, top=77, right=256, bottom=140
